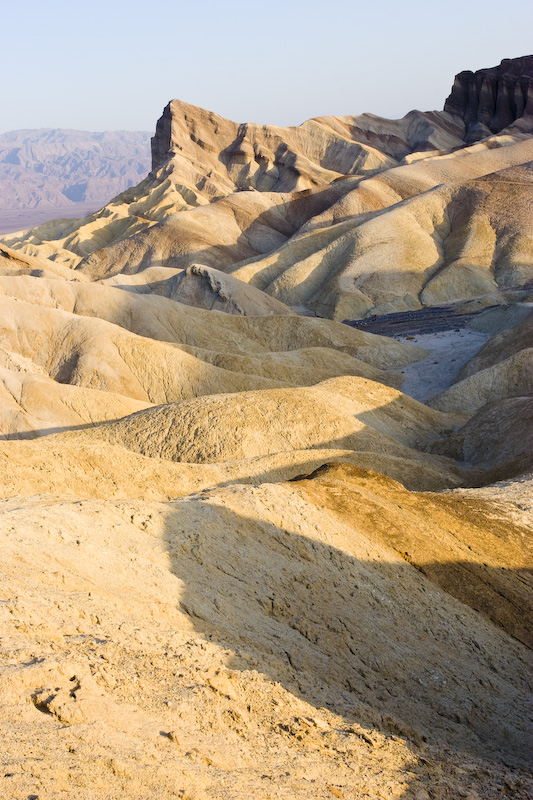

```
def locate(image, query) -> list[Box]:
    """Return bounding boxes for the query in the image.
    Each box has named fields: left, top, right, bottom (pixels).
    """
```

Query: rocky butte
left=444, top=55, right=533, bottom=141
left=0, top=56, right=531, bottom=800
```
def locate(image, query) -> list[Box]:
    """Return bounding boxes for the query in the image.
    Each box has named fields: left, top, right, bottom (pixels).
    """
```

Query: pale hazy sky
left=2, top=0, right=532, bottom=133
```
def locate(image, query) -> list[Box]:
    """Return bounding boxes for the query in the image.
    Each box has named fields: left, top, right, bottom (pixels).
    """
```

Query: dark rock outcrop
left=444, top=56, right=533, bottom=142
left=150, top=103, right=173, bottom=172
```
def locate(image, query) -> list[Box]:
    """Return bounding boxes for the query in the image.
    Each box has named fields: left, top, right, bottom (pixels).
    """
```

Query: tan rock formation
left=50, top=376, right=460, bottom=466
left=0, top=469, right=531, bottom=799
left=1, top=60, right=532, bottom=800
left=0, top=241, right=86, bottom=280
left=3, top=90, right=531, bottom=321
left=0, top=440, right=469, bottom=500
left=431, top=396, right=533, bottom=478
left=0, top=273, right=425, bottom=435
left=164, top=263, right=296, bottom=316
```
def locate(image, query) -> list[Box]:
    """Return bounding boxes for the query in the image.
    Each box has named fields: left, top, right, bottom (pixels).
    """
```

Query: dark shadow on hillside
left=77, top=182, right=348, bottom=280
left=219, top=130, right=309, bottom=194
left=161, top=497, right=532, bottom=796
left=1, top=417, right=127, bottom=441
left=1, top=388, right=503, bottom=496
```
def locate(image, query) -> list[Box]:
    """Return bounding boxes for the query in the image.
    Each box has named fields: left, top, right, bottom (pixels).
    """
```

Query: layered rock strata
left=444, top=55, right=533, bottom=142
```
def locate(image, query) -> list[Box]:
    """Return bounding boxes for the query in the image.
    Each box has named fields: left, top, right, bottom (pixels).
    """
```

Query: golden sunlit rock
left=0, top=56, right=532, bottom=800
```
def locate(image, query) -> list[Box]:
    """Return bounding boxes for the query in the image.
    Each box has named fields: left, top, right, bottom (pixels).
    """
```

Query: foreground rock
left=0, top=466, right=531, bottom=799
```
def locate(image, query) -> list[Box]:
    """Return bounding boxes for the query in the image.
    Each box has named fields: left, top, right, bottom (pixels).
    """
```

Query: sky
left=1, top=0, right=532, bottom=134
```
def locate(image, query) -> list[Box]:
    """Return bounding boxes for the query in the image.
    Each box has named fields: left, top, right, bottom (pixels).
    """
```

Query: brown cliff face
left=149, top=98, right=401, bottom=192
left=148, top=98, right=467, bottom=190
left=444, top=55, right=533, bottom=142
left=150, top=102, right=173, bottom=172
left=5, top=61, right=533, bottom=322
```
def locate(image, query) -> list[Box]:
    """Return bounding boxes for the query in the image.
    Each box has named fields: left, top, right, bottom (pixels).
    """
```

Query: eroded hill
left=0, top=57, right=532, bottom=800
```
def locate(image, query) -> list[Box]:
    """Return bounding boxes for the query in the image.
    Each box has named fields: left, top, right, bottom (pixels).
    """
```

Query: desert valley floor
left=0, top=56, right=532, bottom=799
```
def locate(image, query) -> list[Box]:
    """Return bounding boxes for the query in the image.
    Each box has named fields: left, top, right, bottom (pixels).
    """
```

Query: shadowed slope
left=0, top=275, right=427, bottom=436
left=430, top=395, right=533, bottom=481
left=51, top=377, right=461, bottom=465
left=2, top=468, right=531, bottom=798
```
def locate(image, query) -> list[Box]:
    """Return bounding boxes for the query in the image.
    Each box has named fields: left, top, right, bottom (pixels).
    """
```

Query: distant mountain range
left=0, top=128, right=152, bottom=210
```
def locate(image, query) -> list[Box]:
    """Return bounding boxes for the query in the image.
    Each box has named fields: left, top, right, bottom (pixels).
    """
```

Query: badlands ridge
left=0, top=57, right=532, bottom=799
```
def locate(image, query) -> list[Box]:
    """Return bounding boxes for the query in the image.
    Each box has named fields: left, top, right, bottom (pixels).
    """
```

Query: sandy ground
left=1, top=472, right=532, bottom=800
left=394, top=330, right=490, bottom=402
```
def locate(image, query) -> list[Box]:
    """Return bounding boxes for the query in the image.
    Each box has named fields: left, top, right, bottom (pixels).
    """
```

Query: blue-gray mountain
left=0, top=128, right=151, bottom=208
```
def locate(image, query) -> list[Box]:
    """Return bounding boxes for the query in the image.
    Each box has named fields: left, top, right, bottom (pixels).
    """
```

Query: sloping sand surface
left=1, top=75, right=532, bottom=799
left=1, top=468, right=531, bottom=799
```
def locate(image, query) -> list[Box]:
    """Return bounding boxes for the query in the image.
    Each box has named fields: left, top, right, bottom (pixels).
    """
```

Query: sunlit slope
left=3, top=110, right=531, bottom=321
left=51, top=377, right=459, bottom=464
left=0, top=466, right=531, bottom=798
left=0, top=274, right=424, bottom=436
